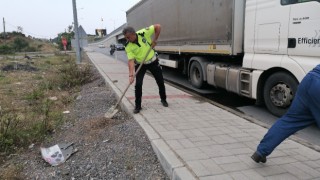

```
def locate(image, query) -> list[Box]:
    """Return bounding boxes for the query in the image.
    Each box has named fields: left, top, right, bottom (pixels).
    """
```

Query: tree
left=17, top=26, right=23, bottom=33
left=67, top=25, right=73, bottom=33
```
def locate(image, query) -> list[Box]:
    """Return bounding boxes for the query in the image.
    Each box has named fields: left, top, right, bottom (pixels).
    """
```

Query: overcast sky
left=0, top=0, right=141, bottom=39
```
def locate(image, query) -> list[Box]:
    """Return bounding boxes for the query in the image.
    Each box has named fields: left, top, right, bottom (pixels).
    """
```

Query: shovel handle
left=113, top=46, right=153, bottom=109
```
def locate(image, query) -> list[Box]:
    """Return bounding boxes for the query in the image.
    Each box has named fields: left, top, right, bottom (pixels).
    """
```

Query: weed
left=0, top=107, right=20, bottom=153
left=58, top=58, right=94, bottom=89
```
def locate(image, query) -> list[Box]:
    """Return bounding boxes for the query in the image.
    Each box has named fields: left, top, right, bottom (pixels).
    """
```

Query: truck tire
left=190, top=61, right=204, bottom=88
left=263, top=72, right=298, bottom=117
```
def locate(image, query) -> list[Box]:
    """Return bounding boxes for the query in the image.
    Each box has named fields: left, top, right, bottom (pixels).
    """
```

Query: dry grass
left=0, top=53, right=94, bottom=155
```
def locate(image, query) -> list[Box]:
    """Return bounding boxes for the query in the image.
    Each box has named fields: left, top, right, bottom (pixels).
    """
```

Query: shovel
left=105, top=46, right=153, bottom=118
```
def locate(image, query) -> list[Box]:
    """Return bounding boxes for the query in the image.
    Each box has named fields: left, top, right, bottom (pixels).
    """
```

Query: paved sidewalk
left=86, top=50, right=320, bottom=180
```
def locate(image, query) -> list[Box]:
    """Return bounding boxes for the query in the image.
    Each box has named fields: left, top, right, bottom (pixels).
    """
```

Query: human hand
left=151, top=41, right=157, bottom=48
left=129, top=76, right=135, bottom=84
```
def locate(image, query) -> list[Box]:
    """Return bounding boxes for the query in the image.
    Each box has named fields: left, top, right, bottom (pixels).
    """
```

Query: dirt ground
left=0, top=54, right=169, bottom=179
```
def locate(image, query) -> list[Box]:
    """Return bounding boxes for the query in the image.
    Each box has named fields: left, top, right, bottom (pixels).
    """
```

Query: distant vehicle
left=98, top=44, right=105, bottom=48
left=115, top=44, right=125, bottom=50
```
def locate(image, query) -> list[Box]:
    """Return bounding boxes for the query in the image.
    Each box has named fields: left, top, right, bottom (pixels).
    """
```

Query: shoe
left=161, top=100, right=168, bottom=107
left=133, top=106, right=141, bottom=114
left=251, top=152, right=267, bottom=163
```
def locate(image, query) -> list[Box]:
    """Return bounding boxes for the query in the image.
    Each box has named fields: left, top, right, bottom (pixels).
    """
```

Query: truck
left=126, top=0, right=320, bottom=117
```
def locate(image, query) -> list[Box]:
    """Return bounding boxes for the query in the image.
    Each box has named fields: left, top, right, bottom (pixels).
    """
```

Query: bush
left=13, top=38, right=29, bottom=52
left=58, top=58, right=95, bottom=89
left=0, top=45, right=13, bottom=54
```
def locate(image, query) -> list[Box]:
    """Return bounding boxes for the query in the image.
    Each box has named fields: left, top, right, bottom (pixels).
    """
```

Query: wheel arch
left=256, top=67, right=299, bottom=106
left=188, top=56, right=210, bottom=82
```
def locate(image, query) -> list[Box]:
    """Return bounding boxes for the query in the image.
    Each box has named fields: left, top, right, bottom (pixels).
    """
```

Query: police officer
left=252, top=64, right=320, bottom=163
left=122, top=24, right=168, bottom=114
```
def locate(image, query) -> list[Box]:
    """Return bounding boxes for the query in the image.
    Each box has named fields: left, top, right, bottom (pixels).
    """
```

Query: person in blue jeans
left=252, top=64, right=320, bottom=163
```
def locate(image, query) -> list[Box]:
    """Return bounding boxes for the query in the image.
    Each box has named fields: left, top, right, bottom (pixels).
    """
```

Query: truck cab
left=243, top=0, right=320, bottom=116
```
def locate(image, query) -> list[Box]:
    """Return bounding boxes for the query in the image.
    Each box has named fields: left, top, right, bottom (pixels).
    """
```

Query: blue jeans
left=257, top=65, right=320, bottom=157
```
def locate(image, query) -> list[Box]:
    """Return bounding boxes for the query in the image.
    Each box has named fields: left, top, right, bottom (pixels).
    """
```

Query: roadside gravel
left=4, top=57, right=169, bottom=179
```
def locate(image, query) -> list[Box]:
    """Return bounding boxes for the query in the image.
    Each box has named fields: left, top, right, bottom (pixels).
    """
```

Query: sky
left=0, top=0, right=141, bottom=39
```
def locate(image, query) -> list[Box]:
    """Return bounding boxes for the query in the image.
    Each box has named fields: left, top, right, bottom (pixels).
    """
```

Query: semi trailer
left=126, top=0, right=320, bottom=117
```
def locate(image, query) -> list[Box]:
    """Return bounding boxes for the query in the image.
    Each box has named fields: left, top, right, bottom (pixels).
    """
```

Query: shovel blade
left=104, top=105, right=119, bottom=119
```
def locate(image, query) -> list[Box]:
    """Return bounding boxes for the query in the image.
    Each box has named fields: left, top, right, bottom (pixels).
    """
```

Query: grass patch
left=0, top=53, right=95, bottom=155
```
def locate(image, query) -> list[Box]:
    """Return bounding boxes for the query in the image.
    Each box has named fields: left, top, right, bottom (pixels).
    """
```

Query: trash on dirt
left=28, top=143, right=35, bottom=149
left=63, top=111, right=70, bottom=114
left=40, top=142, right=75, bottom=166
left=49, top=96, right=58, bottom=101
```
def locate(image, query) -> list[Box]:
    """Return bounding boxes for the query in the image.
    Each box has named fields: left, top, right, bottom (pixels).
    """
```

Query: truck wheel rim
left=270, top=84, right=293, bottom=108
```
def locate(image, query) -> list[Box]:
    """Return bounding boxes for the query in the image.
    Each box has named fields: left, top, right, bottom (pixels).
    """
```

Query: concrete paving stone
left=179, top=139, right=196, bottom=148
left=294, top=154, right=311, bottom=162
left=187, top=160, right=215, bottom=177
left=163, top=124, right=178, bottom=131
left=199, top=145, right=233, bottom=158
left=267, top=149, right=288, bottom=158
left=228, top=147, right=252, bottom=155
left=223, top=142, right=248, bottom=150
left=235, top=136, right=258, bottom=142
left=151, top=123, right=168, bottom=132
left=217, top=127, right=234, bottom=134
left=187, top=159, right=225, bottom=177
left=193, top=140, right=217, bottom=147
left=212, top=156, right=242, bottom=165
left=219, top=162, right=250, bottom=172
left=199, top=174, right=232, bottom=180
left=167, top=140, right=185, bottom=150
left=265, top=173, right=299, bottom=180
left=295, top=146, right=320, bottom=160
left=229, top=132, right=251, bottom=138
left=229, top=171, right=251, bottom=180
left=176, top=148, right=210, bottom=161
left=172, top=167, right=196, bottom=180
left=189, top=136, right=212, bottom=142
left=292, top=162, right=320, bottom=178
left=267, top=156, right=298, bottom=165
left=254, top=165, right=288, bottom=177
left=159, top=130, right=186, bottom=140
left=308, top=160, right=320, bottom=168
left=244, top=141, right=260, bottom=150
left=176, top=124, right=200, bottom=130
left=211, top=134, right=238, bottom=144
left=241, top=169, right=265, bottom=180
left=210, top=122, right=234, bottom=127
left=277, top=140, right=303, bottom=150
left=225, top=126, right=246, bottom=133
left=181, top=129, right=207, bottom=138
left=281, top=163, right=314, bottom=179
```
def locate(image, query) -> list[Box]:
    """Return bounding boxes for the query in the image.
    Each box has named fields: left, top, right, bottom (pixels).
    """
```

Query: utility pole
left=3, top=17, right=6, bottom=44
left=72, top=0, right=81, bottom=64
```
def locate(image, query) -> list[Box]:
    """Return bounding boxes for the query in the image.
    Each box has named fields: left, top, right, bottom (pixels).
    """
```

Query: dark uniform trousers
left=256, top=64, right=320, bottom=157
left=134, top=59, right=166, bottom=107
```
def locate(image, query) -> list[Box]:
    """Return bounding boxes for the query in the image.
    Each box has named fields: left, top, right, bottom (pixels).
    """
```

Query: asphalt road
left=91, top=45, right=320, bottom=148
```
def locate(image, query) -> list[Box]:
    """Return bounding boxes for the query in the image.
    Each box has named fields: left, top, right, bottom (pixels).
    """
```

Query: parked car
left=115, top=44, right=125, bottom=50
left=98, top=44, right=105, bottom=48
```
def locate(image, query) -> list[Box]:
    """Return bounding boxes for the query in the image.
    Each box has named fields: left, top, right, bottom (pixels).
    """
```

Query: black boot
left=161, top=100, right=168, bottom=107
left=251, top=152, right=266, bottom=163
left=133, top=106, right=141, bottom=114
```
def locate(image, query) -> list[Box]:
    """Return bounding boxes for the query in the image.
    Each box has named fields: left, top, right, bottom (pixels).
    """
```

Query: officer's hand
left=151, top=41, right=157, bottom=48
left=129, top=76, right=135, bottom=84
